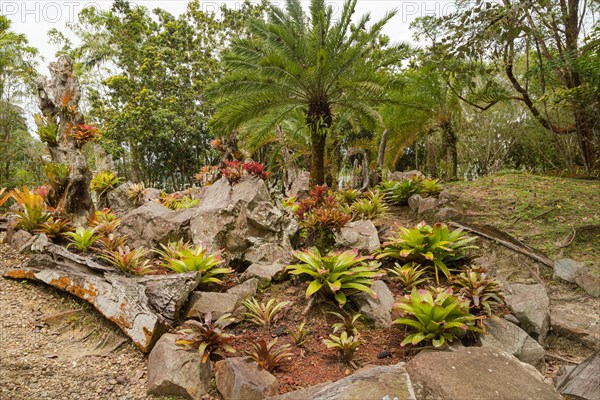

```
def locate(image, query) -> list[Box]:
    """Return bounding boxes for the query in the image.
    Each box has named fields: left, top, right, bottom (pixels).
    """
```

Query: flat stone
left=267, top=363, right=415, bottom=400
left=554, top=258, right=588, bottom=283
left=147, top=334, right=212, bottom=399
left=575, top=271, right=600, bottom=297
left=10, top=229, right=32, bottom=252
left=215, top=357, right=278, bottom=400
left=353, top=280, right=394, bottom=328
left=405, top=347, right=562, bottom=400
left=186, top=291, right=239, bottom=320
left=227, top=278, right=259, bottom=305
left=550, top=305, right=600, bottom=349
left=19, top=233, right=50, bottom=253
left=434, top=207, right=461, bottom=222
left=335, top=220, right=380, bottom=253
left=556, top=350, right=600, bottom=400
left=240, top=264, right=285, bottom=284
left=417, top=197, right=438, bottom=215
left=506, top=283, right=551, bottom=344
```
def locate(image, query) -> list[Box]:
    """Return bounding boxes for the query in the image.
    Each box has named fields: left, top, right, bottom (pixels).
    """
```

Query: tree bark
left=377, top=129, right=389, bottom=170
left=440, top=118, right=458, bottom=179
left=307, top=100, right=332, bottom=187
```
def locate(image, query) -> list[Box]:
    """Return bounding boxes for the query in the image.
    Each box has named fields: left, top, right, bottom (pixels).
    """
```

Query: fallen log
left=3, top=245, right=200, bottom=352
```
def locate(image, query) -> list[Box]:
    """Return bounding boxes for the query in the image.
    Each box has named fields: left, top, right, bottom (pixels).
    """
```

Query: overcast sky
left=4, top=0, right=457, bottom=73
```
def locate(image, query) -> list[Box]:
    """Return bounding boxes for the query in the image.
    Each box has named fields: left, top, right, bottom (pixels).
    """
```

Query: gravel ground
left=0, top=242, right=157, bottom=400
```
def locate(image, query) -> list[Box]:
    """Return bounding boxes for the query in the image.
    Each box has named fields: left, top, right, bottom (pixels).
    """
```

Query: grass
left=447, top=171, right=600, bottom=271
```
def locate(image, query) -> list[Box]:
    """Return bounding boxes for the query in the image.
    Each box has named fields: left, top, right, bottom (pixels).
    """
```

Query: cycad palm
left=209, top=0, right=407, bottom=186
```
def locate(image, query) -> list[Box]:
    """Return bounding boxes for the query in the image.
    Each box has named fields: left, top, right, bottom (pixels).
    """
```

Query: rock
left=139, top=273, right=201, bottom=324
left=240, top=264, right=285, bottom=285
left=438, top=189, right=458, bottom=204
left=480, top=317, right=545, bottom=369
left=335, top=220, right=380, bottom=253
left=575, top=271, right=600, bottom=297
left=119, top=201, right=195, bottom=249
left=185, top=291, right=239, bottom=320
left=389, top=170, right=424, bottom=181
left=353, top=281, right=394, bottom=328
left=243, top=241, right=294, bottom=265
left=417, top=197, right=438, bottom=216
left=147, top=334, right=212, bottom=399
left=434, top=207, right=461, bottom=222
left=407, top=194, right=422, bottom=212
left=506, top=283, right=550, bottom=344
left=19, top=233, right=50, bottom=253
left=107, top=182, right=138, bottom=213
left=266, top=363, right=415, bottom=400
left=287, top=170, right=310, bottom=199
left=215, top=357, right=278, bottom=400
left=405, top=347, right=562, bottom=400
left=144, top=188, right=162, bottom=201
left=555, top=350, right=600, bottom=400
left=550, top=305, right=600, bottom=349
left=227, top=278, right=259, bottom=304
left=554, top=258, right=587, bottom=283
left=10, top=230, right=32, bottom=251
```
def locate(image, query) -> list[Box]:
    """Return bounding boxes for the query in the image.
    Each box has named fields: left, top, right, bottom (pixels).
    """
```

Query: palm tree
left=208, top=0, right=408, bottom=186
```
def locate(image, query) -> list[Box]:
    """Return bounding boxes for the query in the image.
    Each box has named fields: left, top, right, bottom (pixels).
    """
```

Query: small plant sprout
left=246, top=338, right=292, bottom=372
left=323, top=331, right=363, bottom=364
left=289, top=321, right=310, bottom=347
left=175, top=312, right=236, bottom=363
left=99, top=246, right=153, bottom=275
left=387, top=262, right=430, bottom=289
left=242, top=297, right=290, bottom=328
left=327, top=311, right=363, bottom=336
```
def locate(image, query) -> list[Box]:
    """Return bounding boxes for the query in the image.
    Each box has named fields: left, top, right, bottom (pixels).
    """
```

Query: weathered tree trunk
left=94, top=143, right=114, bottom=172
left=36, top=56, right=94, bottom=225
left=426, top=129, right=438, bottom=178
left=440, top=118, right=458, bottom=179
left=377, top=129, right=389, bottom=170
left=307, top=100, right=332, bottom=187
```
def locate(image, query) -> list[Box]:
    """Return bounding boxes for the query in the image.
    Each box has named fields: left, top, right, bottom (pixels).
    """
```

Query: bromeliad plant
left=387, top=262, right=430, bottom=289
left=175, top=312, right=236, bottom=363
left=327, top=311, right=363, bottom=336
left=378, top=179, right=421, bottom=205
left=287, top=248, right=382, bottom=307
left=242, top=297, right=290, bottom=329
left=451, top=269, right=506, bottom=317
left=243, top=161, right=272, bottom=180
left=8, top=186, right=51, bottom=232
left=155, top=242, right=232, bottom=284
left=157, top=192, right=199, bottom=210
left=71, top=124, right=101, bottom=145
left=394, top=287, right=480, bottom=348
left=90, top=171, right=121, bottom=198
left=36, top=218, right=74, bottom=241
left=99, top=246, right=153, bottom=275
left=65, top=226, right=99, bottom=253
left=323, top=331, right=363, bottom=364
left=94, top=233, right=128, bottom=253
left=378, top=222, right=477, bottom=284
left=350, top=191, right=389, bottom=220
left=221, top=160, right=244, bottom=183
left=127, top=183, right=147, bottom=207
left=290, top=321, right=310, bottom=347
left=419, top=178, right=443, bottom=197
left=335, top=188, right=361, bottom=205
left=246, top=338, right=292, bottom=372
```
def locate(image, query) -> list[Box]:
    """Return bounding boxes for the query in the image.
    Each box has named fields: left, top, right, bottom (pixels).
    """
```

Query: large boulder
left=335, top=220, right=380, bottom=253
left=267, top=363, right=415, bottom=400
left=575, top=271, right=600, bottom=297
left=106, top=182, right=138, bottom=213
left=215, top=357, right=279, bottom=400
left=417, top=197, right=438, bottom=216
left=405, top=347, right=562, bottom=400
left=147, top=333, right=212, bottom=399
left=554, top=258, right=587, bottom=283
left=118, top=201, right=195, bottom=249
left=185, top=291, right=240, bottom=320
left=287, top=170, right=310, bottom=199
left=190, top=176, right=296, bottom=264
left=353, top=280, right=395, bottom=328
left=505, top=283, right=550, bottom=344
left=480, top=316, right=545, bottom=369
left=555, top=350, right=599, bottom=400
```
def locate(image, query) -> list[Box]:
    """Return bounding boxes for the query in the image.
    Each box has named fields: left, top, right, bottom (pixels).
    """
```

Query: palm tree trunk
left=440, top=119, right=458, bottom=179
left=310, top=129, right=327, bottom=187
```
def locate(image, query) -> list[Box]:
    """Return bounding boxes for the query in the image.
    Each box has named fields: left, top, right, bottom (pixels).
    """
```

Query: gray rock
left=480, top=317, right=545, bottom=369
left=19, top=233, right=50, bottom=253
left=227, top=278, right=259, bottom=304
left=550, top=305, right=600, bottom=349
left=389, top=170, right=424, bottom=181
left=417, top=197, right=438, bottom=215
left=240, top=264, right=285, bottom=286
left=554, top=258, right=587, bottom=283
left=438, top=189, right=458, bottom=204
left=506, top=283, right=551, bottom=344
left=405, top=346, right=562, bottom=400
left=244, top=240, right=294, bottom=265
left=147, top=333, right=212, bottom=399
left=144, top=188, right=162, bottom=201
left=186, top=291, right=239, bottom=320
left=139, top=272, right=201, bottom=324
left=287, top=170, right=310, bottom=199
left=407, top=194, right=422, bottom=212
left=107, top=182, right=138, bottom=213
left=575, top=271, right=600, bottom=297
left=555, top=350, right=599, bottom=400
left=215, top=357, right=278, bottom=400
left=354, top=280, right=394, bottom=328
left=335, top=220, right=380, bottom=253
left=10, top=230, right=32, bottom=252
left=267, top=363, right=415, bottom=400
left=119, top=202, right=195, bottom=249
left=434, top=207, right=461, bottom=222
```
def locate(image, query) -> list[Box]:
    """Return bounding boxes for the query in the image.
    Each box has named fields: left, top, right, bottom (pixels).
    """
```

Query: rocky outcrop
left=147, top=333, right=212, bottom=399
left=555, top=350, right=599, bottom=400
left=335, top=220, right=380, bottom=253
left=405, top=347, right=562, bottom=400
left=506, top=283, right=551, bottom=344
left=215, top=357, right=279, bottom=400
left=417, top=197, right=438, bottom=216
left=353, top=280, right=394, bottom=328
left=267, top=363, right=415, bottom=400
left=107, top=182, right=138, bottom=213
left=119, top=201, right=195, bottom=249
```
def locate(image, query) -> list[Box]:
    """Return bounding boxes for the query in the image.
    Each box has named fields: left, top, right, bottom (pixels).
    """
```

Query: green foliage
left=36, top=218, right=74, bottom=241
left=94, top=233, right=128, bottom=253
left=158, top=193, right=199, bottom=210
left=287, top=248, right=382, bottom=307
left=394, top=287, right=480, bottom=348
left=281, top=196, right=299, bottom=213
left=323, top=331, right=362, bottom=363
left=378, top=179, right=421, bottom=205
left=246, top=338, right=292, bottom=372
left=419, top=179, right=443, bottom=197
left=327, top=311, right=363, bottom=337
left=99, top=246, right=153, bottom=275
left=90, top=171, right=121, bottom=197
left=43, top=163, right=69, bottom=188
left=175, top=313, right=236, bottom=363
left=35, top=115, right=59, bottom=145
left=388, top=262, right=430, bottom=289
left=451, top=269, right=506, bottom=317
left=336, top=189, right=361, bottom=205
left=156, top=242, right=232, bottom=283
left=289, top=321, right=310, bottom=347
left=378, top=222, right=477, bottom=284
left=242, top=297, right=290, bottom=329
left=127, top=183, right=146, bottom=206
left=65, top=226, right=98, bottom=253
left=8, top=186, right=51, bottom=232
left=350, top=191, right=389, bottom=220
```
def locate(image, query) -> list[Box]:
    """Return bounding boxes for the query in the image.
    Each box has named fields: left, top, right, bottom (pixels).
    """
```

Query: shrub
left=65, top=226, right=98, bottom=253
left=327, top=311, right=363, bottom=336
left=36, top=218, right=73, bottom=241
left=71, top=124, right=101, bottom=145
left=394, top=287, right=480, bottom=348
left=156, top=242, right=232, bottom=283
left=387, top=262, right=430, bottom=289
left=246, top=338, right=292, bottom=372
left=290, top=321, right=310, bottom=347
left=287, top=248, right=382, bottom=307
left=323, top=331, right=362, bottom=363
left=451, top=269, right=506, bottom=317
left=99, top=246, right=153, bottom=275
left=378, top=222, right=477, bottom=284
left=350, top=191, right=388, bottom=220
left=176, top=312, right=236, bottom=363
left=378, top=179, right=421, bottom=205
left=242, top=297, right=290, bottom=328
left=8, top=186, right=51, bottom=232
left=90, top=171, right=121, bottom=197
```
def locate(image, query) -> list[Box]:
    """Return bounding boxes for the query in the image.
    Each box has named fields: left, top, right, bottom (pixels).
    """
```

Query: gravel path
left=0, top=243, right=156, bottom=400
